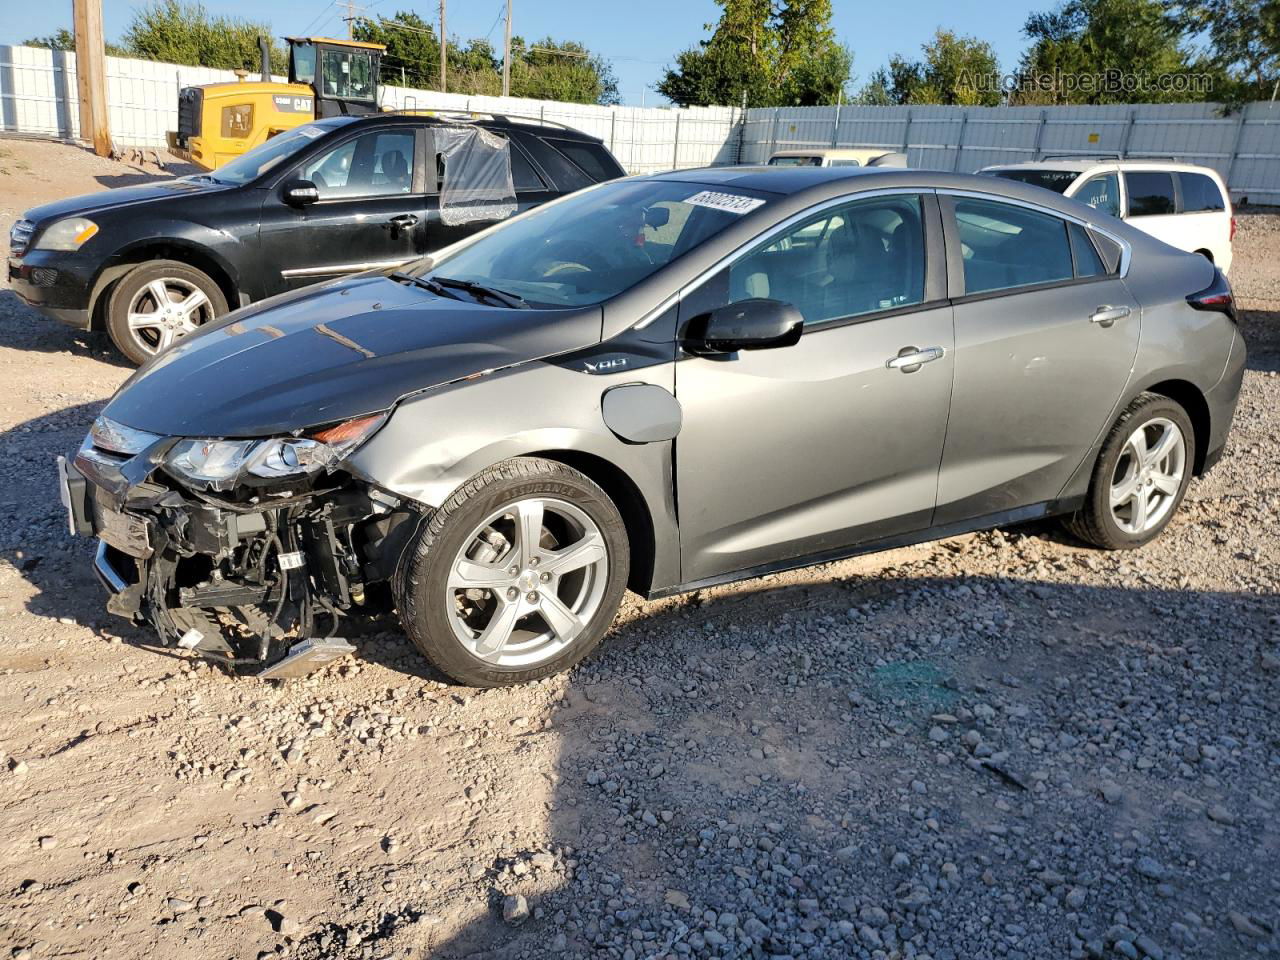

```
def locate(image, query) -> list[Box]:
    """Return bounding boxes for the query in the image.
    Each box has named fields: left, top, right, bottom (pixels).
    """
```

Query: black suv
left=9, top=114, right=625, bottom=363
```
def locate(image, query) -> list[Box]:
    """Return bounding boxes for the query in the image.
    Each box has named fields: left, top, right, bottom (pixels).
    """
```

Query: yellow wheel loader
left=168, top=36, right=386, bottom=171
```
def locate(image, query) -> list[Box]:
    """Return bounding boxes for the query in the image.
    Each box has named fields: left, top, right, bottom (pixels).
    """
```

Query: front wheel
left=394, top=458, right=630, bottom=687
left=1065, top=393, right=1195, bottom=549
left=106, top=259, right=227, bottom=364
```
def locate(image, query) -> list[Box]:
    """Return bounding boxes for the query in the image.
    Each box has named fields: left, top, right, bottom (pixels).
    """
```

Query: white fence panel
left=744, top=101, right=1280, bottom=203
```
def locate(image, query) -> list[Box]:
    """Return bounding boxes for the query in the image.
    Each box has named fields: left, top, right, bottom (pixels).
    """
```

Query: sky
left=13, top=0, right=1044, bottom=105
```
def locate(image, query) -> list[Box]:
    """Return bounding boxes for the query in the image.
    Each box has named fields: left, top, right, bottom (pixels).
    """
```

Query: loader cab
left=286, top=37, right=383, bottom=118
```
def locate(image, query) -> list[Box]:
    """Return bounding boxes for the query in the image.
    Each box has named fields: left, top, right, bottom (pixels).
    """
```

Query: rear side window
left=1178, top=172, right=1225, bottom=212
left=509, top=143, right=547, bottom=191
left=954, top=197, right=1074, bottom=295
left=1075, top=174, right=1120, bottom=217
left=1068, top=222, right=1106, bottom=278
left=1125, top=172, right=1175, bottom=216
left=547, top=139, right=620, bottom=183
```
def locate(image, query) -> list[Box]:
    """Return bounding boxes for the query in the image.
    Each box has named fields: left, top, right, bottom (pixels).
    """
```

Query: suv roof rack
left=1039, top=153, right=1182, bottom=163
left=381, top=107, right=580, bottom=133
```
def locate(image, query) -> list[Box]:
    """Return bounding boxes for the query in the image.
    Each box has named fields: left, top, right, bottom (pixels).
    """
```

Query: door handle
left=1090, top=305, right=1130, bottom=327
left=885, top=345, right=945, bottom=373
left=388, top=214, right=419, bottom=230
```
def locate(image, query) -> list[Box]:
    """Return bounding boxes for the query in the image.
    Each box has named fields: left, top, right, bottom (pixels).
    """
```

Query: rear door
left=675, top=192, right=955, bottom=582
left=934, top=193, right=1140, bottom=525
left=259, top=124, right=429, bottom=292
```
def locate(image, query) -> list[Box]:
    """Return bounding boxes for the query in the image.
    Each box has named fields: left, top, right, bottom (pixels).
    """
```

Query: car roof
left=647, top=165, right=1133, bottom=220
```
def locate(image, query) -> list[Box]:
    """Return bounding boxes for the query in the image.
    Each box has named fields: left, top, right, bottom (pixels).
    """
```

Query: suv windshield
left=416, top=180, right=773, bottom=308
left=986, top=169, right=1079, bottom=194
left=209, top=120, right=355, bottom=185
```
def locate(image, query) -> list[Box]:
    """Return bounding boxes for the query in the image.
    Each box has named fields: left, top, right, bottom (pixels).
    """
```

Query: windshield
left=416, top=179, right=773, bottom=308
left=986, top=169, right=1079, bottom=194
left=769, top=156, right=822, bottom=167
left=209, top=120, right=353, bottom=185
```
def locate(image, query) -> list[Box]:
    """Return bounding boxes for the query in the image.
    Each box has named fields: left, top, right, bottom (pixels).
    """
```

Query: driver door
left=258, top=126, right=430, bottom=294
left=675, top=193, right=955, bottom=583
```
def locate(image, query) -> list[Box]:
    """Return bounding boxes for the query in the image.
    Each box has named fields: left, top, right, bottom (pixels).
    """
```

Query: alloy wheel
left=447, top=497, right=609, bottom=666
left=126, top=277, right=214, bottom=355
left=1109, top=417, right=1186, bottom=535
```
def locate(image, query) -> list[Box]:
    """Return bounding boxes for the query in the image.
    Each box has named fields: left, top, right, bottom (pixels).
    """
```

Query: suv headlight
left=34, top=217, right=99, bottom=251
left=162, top=413, right=385, bottom=490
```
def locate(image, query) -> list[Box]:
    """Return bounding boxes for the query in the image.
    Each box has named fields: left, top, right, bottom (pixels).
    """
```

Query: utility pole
left=501, top=0, right=512, bottom=98
left=72, top=0, right=111, bottom=157
left=439, top=0, right=447, bottom=92
left=345, top=0, right=354, bottom=38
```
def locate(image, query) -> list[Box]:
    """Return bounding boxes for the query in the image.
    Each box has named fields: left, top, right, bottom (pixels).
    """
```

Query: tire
left=1065, top=392, right=1195, bottom=550
left=394, top=457, right=630, bottom=687
left=106, top=259, right=228, bottom=364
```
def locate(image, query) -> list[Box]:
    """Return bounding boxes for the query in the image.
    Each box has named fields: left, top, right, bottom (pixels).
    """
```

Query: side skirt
left=646, top=497, right=1085, bottom=601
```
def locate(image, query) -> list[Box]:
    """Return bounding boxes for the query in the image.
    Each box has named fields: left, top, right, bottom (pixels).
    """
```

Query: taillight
left=1187, top=267, right=1237, bottom=323
left=1230, top=216, right=1237, bottom=242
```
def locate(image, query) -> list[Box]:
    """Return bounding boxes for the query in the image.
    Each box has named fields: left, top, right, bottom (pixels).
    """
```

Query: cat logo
left=583, top=357, right=628, bottom=374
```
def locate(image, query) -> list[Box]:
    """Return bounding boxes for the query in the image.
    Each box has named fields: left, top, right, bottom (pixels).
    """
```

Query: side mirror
left=282, top=179, right=320, bottom=206
left=644, top=205, right=671, bottom=229
left=687, top=298, right=804, bottom=354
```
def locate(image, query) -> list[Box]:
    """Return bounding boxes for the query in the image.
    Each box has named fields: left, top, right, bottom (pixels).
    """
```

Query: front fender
left=345, top=359, right=681, bottom=591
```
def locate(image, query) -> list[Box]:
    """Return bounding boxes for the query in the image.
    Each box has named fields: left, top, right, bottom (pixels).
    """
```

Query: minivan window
left=1075, top=173, right=1120, bottom=217
left=1125, top=172, right=1175, bottom=216
left=729, top=195, right=925, bottom=324
left=954, top=197, right=1074, bottom=295
left=988, top=169, right=1078, bottom=194
left=1178, top=172, right=1225, bottom=212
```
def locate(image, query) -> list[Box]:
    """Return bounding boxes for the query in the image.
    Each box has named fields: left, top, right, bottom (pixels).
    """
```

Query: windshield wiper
left=390, top=271, right=464, bottom=301
left=431, top=276, right=529, bottom=309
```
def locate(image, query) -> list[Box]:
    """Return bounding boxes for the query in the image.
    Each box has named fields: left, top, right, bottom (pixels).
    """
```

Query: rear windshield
left=209, top=119, right=355, bottom=185
left=986, top=169, right=1079, bottom=194
left=768, top=156, right=822, bottom=167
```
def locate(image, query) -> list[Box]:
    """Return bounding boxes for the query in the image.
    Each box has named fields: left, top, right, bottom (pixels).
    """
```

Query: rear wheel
left=106, top=260, right=227, bottom=364
left=394, top=458, right=629, bottom=687
left=1065, top=393, right=1195, bottom=549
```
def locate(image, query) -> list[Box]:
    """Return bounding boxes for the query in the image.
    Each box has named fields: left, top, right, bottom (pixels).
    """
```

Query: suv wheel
left=394, top=457, right=630, bottom=687
left=1065, top=393, right=1195, bottom=549
left=106, top=260, right=227, bottom=364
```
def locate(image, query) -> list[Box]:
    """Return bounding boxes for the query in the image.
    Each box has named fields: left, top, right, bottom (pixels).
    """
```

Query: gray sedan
left=64, top=165, right=1245, bottom=686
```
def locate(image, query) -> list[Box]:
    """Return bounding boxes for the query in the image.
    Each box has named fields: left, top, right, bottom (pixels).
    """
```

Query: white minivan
left=979, top=159, right=1235, bottom=273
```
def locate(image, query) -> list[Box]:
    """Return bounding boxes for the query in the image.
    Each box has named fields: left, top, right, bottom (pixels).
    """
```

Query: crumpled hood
left=102, top=275, right=602, bottom=437
left=24, top=177, right=231, bottom=223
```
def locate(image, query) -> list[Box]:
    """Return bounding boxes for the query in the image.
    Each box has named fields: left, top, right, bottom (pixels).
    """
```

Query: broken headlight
left=162, top=414, right=386, bottom=490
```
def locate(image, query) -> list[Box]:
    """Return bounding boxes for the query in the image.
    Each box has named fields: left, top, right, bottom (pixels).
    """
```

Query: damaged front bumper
left=58, top=435, right=415, bottom=678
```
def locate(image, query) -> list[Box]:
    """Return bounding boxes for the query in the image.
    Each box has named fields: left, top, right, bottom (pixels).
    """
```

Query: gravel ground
left=0, top=137, right=1277, bottom=960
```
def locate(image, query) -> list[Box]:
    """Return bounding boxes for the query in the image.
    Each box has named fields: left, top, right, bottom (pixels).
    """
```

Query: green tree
left=1167, top=0, right=1280, bottom=100
left=658, top=0, right=851, bottom=106
left=352, top=11, right=441, bottom=89
left=121, top=0, right=286, bottom=74
left=23, top=28, right=126, bottom=56
left=1016, top=0, right=1205, bottom=103
left=868, top=29, right=1001, bottom=105
left=512, top=38, right=620, bottom=104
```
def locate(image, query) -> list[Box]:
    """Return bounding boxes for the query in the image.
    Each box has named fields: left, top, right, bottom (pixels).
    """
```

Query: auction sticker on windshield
left=684, top=191, right=766, bottom=215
